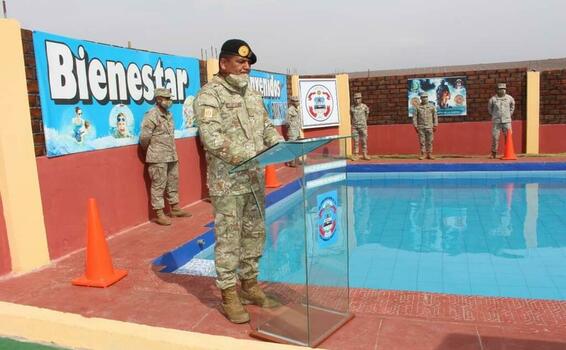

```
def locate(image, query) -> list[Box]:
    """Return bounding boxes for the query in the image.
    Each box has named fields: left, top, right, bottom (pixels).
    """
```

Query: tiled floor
left=0, top=157, right=565, bottom=349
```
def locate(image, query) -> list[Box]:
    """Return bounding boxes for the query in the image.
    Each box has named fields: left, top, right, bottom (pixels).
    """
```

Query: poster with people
left=249, top=70, right=288, bottom=126
left=407, top=76, right=467, bottom=117
left=33, top=31, right=201, bottom=157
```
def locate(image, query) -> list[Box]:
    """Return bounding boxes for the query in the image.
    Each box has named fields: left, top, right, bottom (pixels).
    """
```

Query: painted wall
left=37, top=138, right=207, bottom=259
left=0, top=195, right=11, bottom=276
left=540, top=124, right=566, bottom=154
left=367, top=121, right=525, bottom=155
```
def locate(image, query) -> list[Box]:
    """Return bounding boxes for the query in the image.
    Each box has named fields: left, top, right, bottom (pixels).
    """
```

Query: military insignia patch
left=238, top=45, right=250, bottom=57
left=204, top=108, right=213, bottom=118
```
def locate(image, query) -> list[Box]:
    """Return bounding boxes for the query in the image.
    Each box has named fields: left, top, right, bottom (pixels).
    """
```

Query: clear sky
left=7, top=0, right=566, bottom=74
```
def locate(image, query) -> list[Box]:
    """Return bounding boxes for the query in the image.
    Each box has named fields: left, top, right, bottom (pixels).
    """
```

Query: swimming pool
left=167, top=167, right=566, bottom=301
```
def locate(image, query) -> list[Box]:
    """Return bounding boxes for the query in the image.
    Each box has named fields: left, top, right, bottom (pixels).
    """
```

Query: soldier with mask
left=193, top=39, right=283, bottom=324
left=413, top=92, right=438, bottom=160
left=285, top=95, right=302, bottom=167
left=488, top=83, right=515, bottom=159
left=140, top=88, right=191, bottom=226
left=350, top=92, right=370, bottom=160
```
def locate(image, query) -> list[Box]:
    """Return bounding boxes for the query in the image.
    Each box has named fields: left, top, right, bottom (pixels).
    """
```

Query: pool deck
left=1, top=156, right=566, bottom=349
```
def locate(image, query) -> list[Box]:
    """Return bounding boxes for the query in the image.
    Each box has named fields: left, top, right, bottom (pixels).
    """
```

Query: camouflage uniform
left=413, top=102, right=438, bottom=154
left=350, top=102, right=370, bottom=154
left=194, top=74, right=282, bottom=290
left=139, top=105, right=179, bottom=210
left=286, top=103, right=301, bottom=141
left=488, top=93, right=515, bottom=154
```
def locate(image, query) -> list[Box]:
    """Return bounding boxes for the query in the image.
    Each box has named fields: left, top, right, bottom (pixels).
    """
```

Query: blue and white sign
left=316, top=190, right=339, bottom=248
left=249, top=69, right=287, bottom=126
left=33, top=31, right=201, bottom=157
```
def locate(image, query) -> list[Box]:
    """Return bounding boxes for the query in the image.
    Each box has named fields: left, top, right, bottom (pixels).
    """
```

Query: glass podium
left=232, top=136, right=353, bottom=347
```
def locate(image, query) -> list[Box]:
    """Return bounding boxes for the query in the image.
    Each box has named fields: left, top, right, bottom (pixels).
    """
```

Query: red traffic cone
left=501, top=130, right=517, bottom=160
left=72, top=198, right=127, bottom=288
left=265, top=165, right=282, bottom=188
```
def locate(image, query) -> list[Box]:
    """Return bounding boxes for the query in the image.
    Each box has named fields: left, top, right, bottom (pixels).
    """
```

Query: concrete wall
left=0, top=195, right=10, bottom=276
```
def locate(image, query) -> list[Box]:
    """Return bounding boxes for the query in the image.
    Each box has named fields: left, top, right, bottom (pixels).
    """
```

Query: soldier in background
left=140, top=88, right=191, bottom=226
left=488, top=83, right=515, bottom=159
left=193, top=39, right=283, bottom=324
left=285, top=95, right=302, bottom=167
left=413, top=92, right=438, bottom=160
left=350, top=92, right=370, bottom=160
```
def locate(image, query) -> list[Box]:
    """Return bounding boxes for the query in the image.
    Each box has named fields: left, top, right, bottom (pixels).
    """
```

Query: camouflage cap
left=419, top=92, right=428, bottom=97
left=290, top=96, right=300, bottom=102
left=354, top=93, right=362, bottom=98
left=155, top=88, right=173, bottom=98
left=497, top=83, right=507, bottom=89
left=220, top=39, right=257, bottom=65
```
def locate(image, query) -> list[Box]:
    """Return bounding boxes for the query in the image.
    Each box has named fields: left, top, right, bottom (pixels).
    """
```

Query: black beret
left=220, top=39, right=257, bottom=65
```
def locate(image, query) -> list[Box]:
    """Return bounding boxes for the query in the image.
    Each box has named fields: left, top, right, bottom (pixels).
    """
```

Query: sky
left=7, top=0, right=566, bottom=74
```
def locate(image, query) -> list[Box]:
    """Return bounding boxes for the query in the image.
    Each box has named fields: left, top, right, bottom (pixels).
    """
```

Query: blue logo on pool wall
left=33, top=31, right=201, bottom=157
left=316, top=191, right=339, bottom=247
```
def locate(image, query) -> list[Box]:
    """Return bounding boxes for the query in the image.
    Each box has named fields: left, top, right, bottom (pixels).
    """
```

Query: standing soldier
left=140, top=88, right=191, bottom=226
left=285, top=95, right=302, bottom=167
left=193, top=39, right=283, bottom=324
left=413, top=92, right=438, bottom=160
left=350, top=92, right=370, bottom=160
left=488, top=83, right=515, bottom=159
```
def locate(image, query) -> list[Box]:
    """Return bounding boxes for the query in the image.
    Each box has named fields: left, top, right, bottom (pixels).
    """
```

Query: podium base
left=250, top=303, right=354, bottom=348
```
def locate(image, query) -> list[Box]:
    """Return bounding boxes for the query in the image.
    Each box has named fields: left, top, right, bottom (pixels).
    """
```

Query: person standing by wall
left=488, top=83, right=515, bottom=159
left=350, top=92, right=370, bottom=160
left=193, top=39, right=283, bottom=324
left=413, top=92, right=438, bottom=160
left=140, top=88, right=191, bottom=226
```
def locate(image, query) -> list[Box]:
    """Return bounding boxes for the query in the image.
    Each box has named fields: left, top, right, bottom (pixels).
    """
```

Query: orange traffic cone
left=265, top=165, right=282, bottom=188
left=501, top=130, right=517, bottom=160
left=72, top=198, right=127, bottom=288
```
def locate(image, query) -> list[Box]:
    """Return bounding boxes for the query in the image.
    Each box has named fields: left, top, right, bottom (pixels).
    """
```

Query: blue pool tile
left=469, top=272, right=497, bottom=285
left=498, top=285, right=531, bottom=299
left=417, top=282, right=441, bottom=293
left=528, top=287, right=562, bottom=300
left=496, top=273, right=527, bottom=287
left=418, top=269, right=442, bottom=283
left=470, top=284, right=500, bottom=297
left=468, top=263, right=494, bottom=275
left=522, top=273, right=556, bottom=288
left=443, top=283, right=472, bottom=295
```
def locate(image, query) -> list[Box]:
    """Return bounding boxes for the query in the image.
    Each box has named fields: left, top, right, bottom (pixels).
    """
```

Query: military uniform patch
left=204, top=108, right=213, bottom=118
left=238, top=45, right=250, bottom=57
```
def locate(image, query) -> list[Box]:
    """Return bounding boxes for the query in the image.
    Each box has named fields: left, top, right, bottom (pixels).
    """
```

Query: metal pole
left=2, top=0, right=7, bottom=18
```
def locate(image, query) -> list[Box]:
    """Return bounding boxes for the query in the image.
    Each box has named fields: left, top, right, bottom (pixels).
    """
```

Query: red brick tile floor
left=1, top=156, right=566, bottom=349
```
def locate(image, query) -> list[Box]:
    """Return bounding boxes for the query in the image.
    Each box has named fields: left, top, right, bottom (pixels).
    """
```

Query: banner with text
left=33, top=31, right=201, bottom=157
left=249, top=69, right=287, bottom=126
left=408, top=76, right=467, bottom=117
left=299, top=79, right=340, bottom=129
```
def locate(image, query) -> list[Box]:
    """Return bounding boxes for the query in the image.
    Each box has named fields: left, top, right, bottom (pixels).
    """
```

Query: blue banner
left=33, top=31, right=201, bottom=157
left=316, top=190, right=339, bottom=248
left=249, top=70, right=287, bottom=126
left=408, top=76, right=467, bottom=117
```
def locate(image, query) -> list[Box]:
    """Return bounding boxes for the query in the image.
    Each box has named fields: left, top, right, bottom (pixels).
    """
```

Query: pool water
left=178, top=171, right=566, bottom=301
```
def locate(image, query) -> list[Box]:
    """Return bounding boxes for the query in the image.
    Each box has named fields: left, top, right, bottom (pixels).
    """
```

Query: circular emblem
left=454, top=95, right=465, bottom=105
left=305, top=85, right=334, bottom=122
left=238, top=45, right=250, bottom=57
left=317, top=197, right=337, bottom=241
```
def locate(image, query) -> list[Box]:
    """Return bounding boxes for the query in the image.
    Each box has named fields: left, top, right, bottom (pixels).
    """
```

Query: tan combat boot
left=155, top=209, right=172, bottom=226
left=350, top=153, right=359, bottom=161
left=490, top=152, right=497, bottom=159
left=170, top=203, right=191, bottom=218
left=426, top=153, right=435, bottom=160
left=418, top=152, right=425, bottom=160
left=240, top=278, right=281, bottom=308
left=362, top=152, right=371, bottom=160
left=220, top=286, right=250, bottom=324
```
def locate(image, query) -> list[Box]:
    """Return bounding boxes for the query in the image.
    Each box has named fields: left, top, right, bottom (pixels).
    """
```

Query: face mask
left=225, top=74, right=249, bottom=90
left=159, top=99, right=173, bottom=110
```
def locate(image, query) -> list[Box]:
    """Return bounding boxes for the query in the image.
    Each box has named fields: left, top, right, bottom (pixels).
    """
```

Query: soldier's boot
left=155, top=209, right=172, bottom=226
left=286, top=160, right=297, bottom=167
left=362, top=152, right=371, bottom=160
left=418, top=152, right=425, bottom=160
left=426, top=153, right=435, bottom=160
left=170, top=203, right=192, bottom=218
left=351, top=153, right=359, bottom=161
left=220, top=287, right=250, bottom=324
left=240, top=278, right=281, bottom=308
left=490, top=152, right=497, bottom=159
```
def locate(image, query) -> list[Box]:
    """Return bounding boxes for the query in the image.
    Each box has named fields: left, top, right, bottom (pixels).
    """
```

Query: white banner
left=299, top=79, right=340, bottom=129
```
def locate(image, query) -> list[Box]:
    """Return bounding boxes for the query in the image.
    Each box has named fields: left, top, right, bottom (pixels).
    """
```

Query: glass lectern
left=232, top=136, right=353, bottom=347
